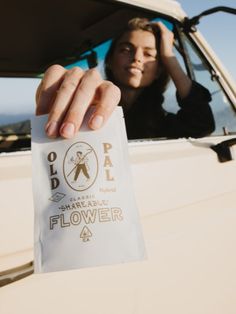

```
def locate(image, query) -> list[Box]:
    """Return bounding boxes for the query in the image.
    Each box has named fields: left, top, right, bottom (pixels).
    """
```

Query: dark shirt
left=124, top=81, right=215, bottom=140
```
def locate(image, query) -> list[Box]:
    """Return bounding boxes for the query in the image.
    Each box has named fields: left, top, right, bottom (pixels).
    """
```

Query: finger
left=155, top=21, right=168, bottom=32
left=155, top=22, right=173, bottom=40
left=155, top=22, right=174, bottom=58
left=59, top=68, right=103, bottom=138
left=35, top=64, right=66, bottom=116
left=88, top=81, right=121, bottom=130
left=161, top=23, right=173, bottom=38
left=156, top=21, right=164, bottom=27
left=46, top=67, right=84, bottom=137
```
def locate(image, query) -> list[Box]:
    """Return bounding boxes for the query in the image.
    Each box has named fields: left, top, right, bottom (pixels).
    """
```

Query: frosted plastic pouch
left=31, top=108, right=146, bottom=273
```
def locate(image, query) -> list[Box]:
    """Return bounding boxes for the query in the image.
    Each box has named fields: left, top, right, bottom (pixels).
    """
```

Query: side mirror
left=183, top=6, right=236, bottom=33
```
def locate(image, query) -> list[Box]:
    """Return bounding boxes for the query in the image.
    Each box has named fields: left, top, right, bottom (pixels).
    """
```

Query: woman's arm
left=156, top=22, right=192, bottom=99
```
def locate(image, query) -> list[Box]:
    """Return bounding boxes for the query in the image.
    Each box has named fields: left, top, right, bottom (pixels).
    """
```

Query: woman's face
left=109, top=30, right=159, bottom=89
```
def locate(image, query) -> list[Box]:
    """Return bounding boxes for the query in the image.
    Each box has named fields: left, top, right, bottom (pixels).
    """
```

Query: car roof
left=117, top=0, right=185, bottom=20
left=0, top=0, right=186, bottom=77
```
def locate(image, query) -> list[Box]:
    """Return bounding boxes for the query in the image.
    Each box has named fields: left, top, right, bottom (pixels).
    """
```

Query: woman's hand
left=36, top=65, right=121, bottom=138
left=152, top=21, right=192, bottom=99
left=155, top=21, right=175, bottom=60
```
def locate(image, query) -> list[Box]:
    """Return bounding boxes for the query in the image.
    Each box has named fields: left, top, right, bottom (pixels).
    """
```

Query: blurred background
left=0, top=0, right=235, bottom=128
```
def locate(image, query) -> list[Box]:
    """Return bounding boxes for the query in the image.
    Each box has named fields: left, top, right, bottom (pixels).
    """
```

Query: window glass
left=0, top=77, right=39, bottom=152
left=162, top=44, right=185, bottom=115
left=0, top=78, right=39, bottom=132
left=182, top=35, right=236, bottom=136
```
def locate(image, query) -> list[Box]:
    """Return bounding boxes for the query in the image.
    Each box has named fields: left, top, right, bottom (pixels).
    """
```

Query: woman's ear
left=104, top=56, right=113, bottom=80
left=106, top=61, right=111, bottom=70
left=105, top=55, right=112, bottom=70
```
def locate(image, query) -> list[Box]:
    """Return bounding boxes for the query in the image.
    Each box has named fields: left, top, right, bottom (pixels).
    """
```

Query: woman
left=36, top=18, right=215, bottom=139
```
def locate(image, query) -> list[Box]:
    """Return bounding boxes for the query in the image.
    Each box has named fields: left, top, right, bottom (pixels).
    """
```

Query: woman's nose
left=133, top=48, right=143, bottom=63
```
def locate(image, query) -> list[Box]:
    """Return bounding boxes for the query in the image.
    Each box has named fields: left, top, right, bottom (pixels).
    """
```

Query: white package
left=31, top=108, right=146, bottom=273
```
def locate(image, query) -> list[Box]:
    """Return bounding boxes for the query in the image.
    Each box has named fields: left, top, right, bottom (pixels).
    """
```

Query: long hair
left=104, top=17, right=170, bottom=95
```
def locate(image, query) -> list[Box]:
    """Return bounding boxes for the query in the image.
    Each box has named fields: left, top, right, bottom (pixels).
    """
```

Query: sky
left=0, top=0, right=235, bottom=126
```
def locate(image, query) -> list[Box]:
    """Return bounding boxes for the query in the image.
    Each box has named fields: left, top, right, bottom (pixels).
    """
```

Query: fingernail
left=90, top=115, right=104, bottom=129
left=60, top=123, right=75, bottom=138
left=45, top=121, right=58, bottom=137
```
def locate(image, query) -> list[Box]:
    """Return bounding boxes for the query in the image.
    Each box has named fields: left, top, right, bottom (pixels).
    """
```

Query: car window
left=1, top=14, right=235, bottom=152
left=0, top=78, right=39, bottom=152
left=157, top=28, right=236, bottom=138
left=144, top=23, right=236, bottom=139
left=68, top=16, right=235, bottom=141
left=182, top=33, right=236, bottom=136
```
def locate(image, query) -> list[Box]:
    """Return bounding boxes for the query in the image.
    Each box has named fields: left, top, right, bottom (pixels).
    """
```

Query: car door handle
left=211, top=138, right=236, bottom=162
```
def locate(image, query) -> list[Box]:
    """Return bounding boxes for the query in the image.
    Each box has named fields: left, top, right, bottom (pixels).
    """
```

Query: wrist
left=161, top=54, right=176, bottom=66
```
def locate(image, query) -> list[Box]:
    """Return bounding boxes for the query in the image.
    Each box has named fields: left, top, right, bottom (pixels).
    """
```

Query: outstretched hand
left=36, top=65, right=121, bottom=138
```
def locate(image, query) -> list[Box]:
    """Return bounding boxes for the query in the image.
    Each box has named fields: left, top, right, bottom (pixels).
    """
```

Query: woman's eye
left=144, top=52, right=156, bottom=58
left=120, top=46, right=131, bottom=53
left=123, top=48, right=130, bottom=52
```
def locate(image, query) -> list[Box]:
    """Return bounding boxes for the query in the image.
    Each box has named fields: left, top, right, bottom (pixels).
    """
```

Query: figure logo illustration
left=63, top=142, right=98, bottom=191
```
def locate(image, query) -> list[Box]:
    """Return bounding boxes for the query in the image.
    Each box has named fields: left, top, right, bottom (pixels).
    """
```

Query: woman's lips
left=126, top=66, right=143, bottom=75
